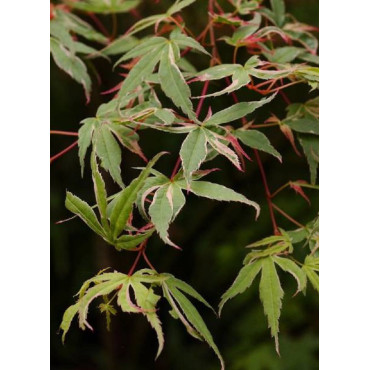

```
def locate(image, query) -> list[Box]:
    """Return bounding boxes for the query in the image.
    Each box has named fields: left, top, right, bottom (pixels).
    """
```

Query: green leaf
left=117, top=282, right=138, bottom=313
left=188, top=181, right=260, bottom=218
left=272, top=256, right=306, bottom=293
left=298, top=51, right=319, bottom=65
left=72, top=42, right=98, bottom=55
left=91, top=153, right=109, bottom=231
left=165, top=275, right=214, bottom=313
left=244, top=244, right=292, bottom=265
left=286, top=228, right=308, bottom=244
left=159, top=44, right=196, bottom=121
left=78, top=118, right=96, bottom=176
left=219, top=259, right=263, bottom=314
left=165, top=284, right=224, bottom=370
left=204, top=94, right=276, bottom=126
left=114, top=37, right=167, bottom=65
left=196, top=64, right=240, bottom=82
left=126, top=14, right=166, bottom=36
left=196, top=67, right=251, bottom=98
left=270, top=0, right=285, bottom=27
left=149, top=185, right=178, bottom=248
left=225, top=13, right=261, bottom=45
left=50, top=19, right=75, bottom=51
left=94, top=125, right=124, bottom=187
left=65, top=192, right=105, bottom=238
left=50, top=37, right=91, bottom=102
left=247, top=234, right=288, bottom=248
left=110, top=152, right=166, bottom=238
left=167, top=0, right=197, bottom=15
left=109, top=123, right=146, bottom=161
left=60, top=302, right=79, bottom=343
left=162, top=284, right=201, bottom=339
left=77, top=272, right=123, bottom=299
left=171, top=182, right=186, bottom=220
left=118, top=47, right=162, bottom=99
left=259, top=257, right=284, bottom=354
left=101, top=35, right=139, bottom=56
left=203, top=129, right=242, bottom=170
left=235, top=129, right=282, bottom=161
left=115, top=229, right=155, bottom=250
left=294, top=66, right=319, bottom=89
left=154, top=108, right=176, bottom=125
left=78, top=276, right=125, bottom=330
left=131, top=269, right=170, bottom=284
left=68, top=0, right=140, bottom=14
left=57, top=10, right=108, bottom=43
left=136, top=176, right=169, bottom=220
left=284, top=118, right=319, bottom=135
left=284, top=28, right=318, bottom=53
left=303, top=255, right=319, bottom=292
left=170, top=30, right=210, bottom=56
left=132, top=282, right=164, bottom=359
left=180, top=128, right=208, bottom=183
left=99, top=297, right=117, bottom=331
left=264, top=46, right=302, bottom=63
left=298, top=134, right=319, bottom=184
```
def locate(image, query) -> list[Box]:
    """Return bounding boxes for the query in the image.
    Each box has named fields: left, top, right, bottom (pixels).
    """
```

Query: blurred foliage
left=51, top=0, right=318, bottom=369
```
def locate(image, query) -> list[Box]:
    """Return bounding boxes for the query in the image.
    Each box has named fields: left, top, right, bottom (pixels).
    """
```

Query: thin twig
left=128, top=240, right=148, bottom=276
left=272, top=203, right=305, bottom=229
left=254, top=150, right=280, bottom=235
left=50, top=140, right=78, bottom=164
left=50, top=130, right=78, bottom=137
left=143, top=250, right=157, bottom=271
left=195, top=80, right=210, bottom=117
left=170, top=156, right=182, bottom=180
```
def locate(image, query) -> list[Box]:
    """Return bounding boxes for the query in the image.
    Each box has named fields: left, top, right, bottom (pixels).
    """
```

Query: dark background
left=51, top=1, right=319, bottom=369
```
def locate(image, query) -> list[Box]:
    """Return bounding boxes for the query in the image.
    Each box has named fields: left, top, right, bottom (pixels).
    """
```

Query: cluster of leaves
left=61, top=268, right=223, bottom=366
left=51, top=0, right=319, bottom=367
left=220, top=224, right=319, bottom=353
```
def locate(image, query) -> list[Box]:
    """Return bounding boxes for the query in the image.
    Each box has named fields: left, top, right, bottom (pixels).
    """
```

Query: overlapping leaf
left=162, top=276, right=224, bottom=369
left=61, top=268, right=220, bottom=363
left=78, top=104, right=150, bottom=183
left=67, top=0, right=140, bottom=14
left=50, top=8, right=107, bottom=101
left=65, top=153, right=165, bottom=249
left=137, top=169, right=259, bottom=247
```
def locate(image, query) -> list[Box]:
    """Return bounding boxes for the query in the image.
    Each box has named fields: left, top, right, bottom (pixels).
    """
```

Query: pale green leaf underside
left=50, top=37, right=91, bottom=101
left=78, top=118, right=96, bottom=176
left=94, top=125, right=124, bottom=187
left=65, top=192, right=105, bottom=238
left=149, top=185, right=175, bottom=247
left=60, top=303, right=79, bottom=343
left=180, top=128, right=208, bottom=183
left=159, top=43, right=196, bottom=121
left=91, top=153, right=109, bottom=231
